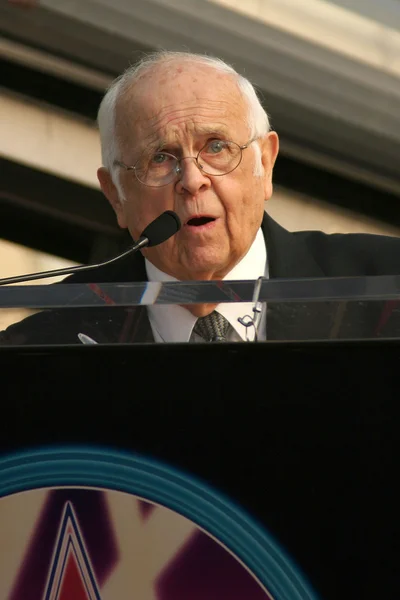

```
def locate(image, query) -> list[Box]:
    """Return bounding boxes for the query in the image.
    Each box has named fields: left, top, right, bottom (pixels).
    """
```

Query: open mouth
left=186, top=216, right=215, bottom=227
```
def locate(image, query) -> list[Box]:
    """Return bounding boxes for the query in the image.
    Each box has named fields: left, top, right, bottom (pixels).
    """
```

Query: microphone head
left=140, top=210, right=181, bottom=247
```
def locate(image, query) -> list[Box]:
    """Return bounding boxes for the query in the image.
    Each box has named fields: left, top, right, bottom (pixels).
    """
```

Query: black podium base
left=2, top=340, right=400, bottom=600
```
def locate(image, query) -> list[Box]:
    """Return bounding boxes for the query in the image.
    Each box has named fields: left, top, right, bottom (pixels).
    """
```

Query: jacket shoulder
left=294, top=229, right=400, bottom=276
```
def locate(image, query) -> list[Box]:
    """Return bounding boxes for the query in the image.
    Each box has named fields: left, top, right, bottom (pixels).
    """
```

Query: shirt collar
left=145, top=228, right=267, bottom=342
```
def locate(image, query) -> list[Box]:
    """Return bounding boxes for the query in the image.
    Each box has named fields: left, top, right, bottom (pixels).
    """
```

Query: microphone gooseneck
left=0, top=210, right=181, bottom=286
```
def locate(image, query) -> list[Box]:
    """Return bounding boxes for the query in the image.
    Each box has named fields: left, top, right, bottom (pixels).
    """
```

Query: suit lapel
left=123, top=254, right=154, bottom=343
left=261, top=214, right=337, bottom=341
left=99, top=250, right=155, bottom=343
left=261, top=213, right=324, bottom=279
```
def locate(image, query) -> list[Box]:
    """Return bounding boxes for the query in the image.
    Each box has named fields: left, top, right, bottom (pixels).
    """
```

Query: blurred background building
left=1, top=0, right=400, bottom=326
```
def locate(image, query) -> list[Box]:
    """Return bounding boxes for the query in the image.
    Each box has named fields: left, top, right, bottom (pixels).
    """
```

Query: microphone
left=0, top=210, right=181, bottom=286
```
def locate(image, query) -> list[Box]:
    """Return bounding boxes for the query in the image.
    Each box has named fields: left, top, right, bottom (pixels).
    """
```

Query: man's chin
left=182, top=302, right=219, bottom=317
left=147, top=246, right=233, bottom=281
left=179, top=257, right=231, bottom=281
left=180, top=243, right=243, bottom=280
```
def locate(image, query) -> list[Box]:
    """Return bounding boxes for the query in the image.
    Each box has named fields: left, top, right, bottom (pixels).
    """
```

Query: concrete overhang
left=1, top=0, right=400, bottom=196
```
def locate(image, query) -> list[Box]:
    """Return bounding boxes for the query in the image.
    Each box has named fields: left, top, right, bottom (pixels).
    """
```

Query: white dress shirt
left=145, top=228, right=267, bottom=342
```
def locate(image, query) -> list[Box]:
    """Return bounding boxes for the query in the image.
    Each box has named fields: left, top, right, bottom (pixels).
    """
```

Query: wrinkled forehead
left=115, top=63, right=248, bottom=150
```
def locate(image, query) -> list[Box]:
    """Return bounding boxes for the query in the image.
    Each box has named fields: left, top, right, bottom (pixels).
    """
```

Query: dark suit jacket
left=2, top=213, right=400, bottom=344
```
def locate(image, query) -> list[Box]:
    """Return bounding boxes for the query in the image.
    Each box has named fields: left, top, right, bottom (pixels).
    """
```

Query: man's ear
left=261, top=131, right=279, bottom=201
left=97, top=167, right=128, bottom=229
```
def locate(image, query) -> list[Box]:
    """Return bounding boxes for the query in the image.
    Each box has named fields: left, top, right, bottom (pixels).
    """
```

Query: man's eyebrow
left=193, top=126, right=230, bottom=137
left=145, top=127, right=230, bottom=152
left=139, top=139, right=164, bottom=157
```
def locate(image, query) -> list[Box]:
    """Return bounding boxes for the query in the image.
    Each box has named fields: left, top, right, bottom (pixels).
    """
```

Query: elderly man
left=1, top=50, right=400, bottom=344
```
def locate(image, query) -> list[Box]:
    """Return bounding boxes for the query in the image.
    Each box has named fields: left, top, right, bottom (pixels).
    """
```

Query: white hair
left=97, top=51, right=271, bottom=196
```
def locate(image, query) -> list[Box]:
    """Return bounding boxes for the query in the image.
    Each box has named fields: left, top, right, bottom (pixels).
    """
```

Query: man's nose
left=175, top=157, right=210, bottom=195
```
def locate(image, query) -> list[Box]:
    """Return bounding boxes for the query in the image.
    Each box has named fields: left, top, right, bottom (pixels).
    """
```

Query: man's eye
left=151, top=153, right=170, bottom=164
left=206, top=140, right=226, bottom=154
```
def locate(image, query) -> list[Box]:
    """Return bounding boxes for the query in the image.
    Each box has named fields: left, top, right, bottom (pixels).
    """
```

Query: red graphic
left=43, top=503, right=101, bottom=600
left=58, top=550, right=90, bottom=600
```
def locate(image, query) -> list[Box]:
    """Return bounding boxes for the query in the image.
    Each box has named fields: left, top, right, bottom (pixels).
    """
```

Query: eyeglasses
left=113, top=138, right=256, bottom=187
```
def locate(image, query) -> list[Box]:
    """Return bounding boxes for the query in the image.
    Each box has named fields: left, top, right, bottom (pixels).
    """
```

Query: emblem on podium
left=0, top=447, right=318, bottom=600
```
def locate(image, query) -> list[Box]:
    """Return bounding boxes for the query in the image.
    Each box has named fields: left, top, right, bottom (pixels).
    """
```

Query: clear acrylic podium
left=0, top=277, right=400, bottom=600
left=1, top=274, right=400, bottom=343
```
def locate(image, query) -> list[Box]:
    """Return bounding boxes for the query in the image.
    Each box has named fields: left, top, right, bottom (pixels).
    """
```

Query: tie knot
left=193, top=311, right=230, bottom=342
